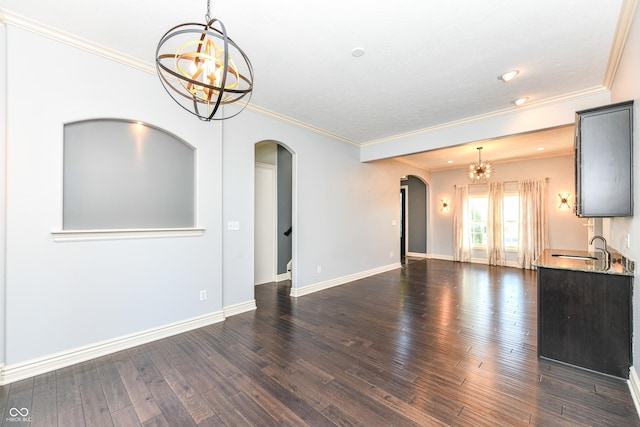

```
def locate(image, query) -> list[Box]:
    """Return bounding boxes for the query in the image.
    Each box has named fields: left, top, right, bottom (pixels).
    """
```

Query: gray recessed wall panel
left=63, top=119, right=195, bottom=230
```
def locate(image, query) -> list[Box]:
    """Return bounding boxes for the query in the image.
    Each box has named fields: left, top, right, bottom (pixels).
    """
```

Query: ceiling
left=0, top=0, right=629, bottom=168
left=396, top=125, right=576, bottom=171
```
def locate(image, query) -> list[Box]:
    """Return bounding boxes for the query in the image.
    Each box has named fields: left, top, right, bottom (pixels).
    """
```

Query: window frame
left=468, top=195, right=488, bottom=249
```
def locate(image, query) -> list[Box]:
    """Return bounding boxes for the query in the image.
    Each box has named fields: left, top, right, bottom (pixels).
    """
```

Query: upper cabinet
left=575, top=101, right=634, bottom=217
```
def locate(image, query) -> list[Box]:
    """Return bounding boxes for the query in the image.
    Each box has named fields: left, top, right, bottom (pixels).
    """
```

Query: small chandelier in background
left=468, top=147, right=493, bottom=183
left=156, top=0, right=253, bottom=121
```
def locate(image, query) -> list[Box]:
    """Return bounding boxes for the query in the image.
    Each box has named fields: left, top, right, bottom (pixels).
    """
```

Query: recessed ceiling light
left=351, top=47, right=365, bottom=57
left=498, top=70, right=520, bottom=82
left=513, top=97, right=529, bottom=106
left=447, top=160, right=453, bottom=164
left=536, top=147, right=545, bottom=151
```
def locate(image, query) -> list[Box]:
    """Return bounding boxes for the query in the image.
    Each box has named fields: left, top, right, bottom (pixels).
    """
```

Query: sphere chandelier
left=468, top=147, right=493, bottom=183
left=156, top=0, right=254, bottom=121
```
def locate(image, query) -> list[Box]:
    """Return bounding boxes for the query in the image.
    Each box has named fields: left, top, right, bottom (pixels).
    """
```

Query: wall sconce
left=441, top=199, right=450, bottom=212
left=558, top=193, right=571, bottom=210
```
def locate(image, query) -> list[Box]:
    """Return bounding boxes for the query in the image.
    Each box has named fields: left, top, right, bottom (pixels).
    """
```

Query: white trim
left=0, top=9, right=621, bottom=150
left=254, top=162, right=277, bottom=285
left=275, top=272, right=290, bottom=282
left=361, top=86, right=609, bottom=148
left=431, top=254, right=454, bottom=261
left=52, top=228, right=205, bottom=242
left=0, top=10, right=360, bottom=148
left=407, top=252, right=428, bottom=258
left=628, top=366, right=640, bottom=418
left=247, top=104, right=360, bottom=146
left=603, top=0, right=639, bottom=88
left=223, top=300, right=257, bottom=317
left=291, top=263, right=401, bottom=298
left=0, top=9, right=155, bottom=75
left=0, top=311, right=224, bottom=386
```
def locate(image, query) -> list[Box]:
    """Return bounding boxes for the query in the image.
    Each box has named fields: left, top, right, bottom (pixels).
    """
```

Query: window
left=469, top=196, right=488, bottom=247
left=468, top=194, right=519, bottom=249
left=63, top=119, right=196, bottom=230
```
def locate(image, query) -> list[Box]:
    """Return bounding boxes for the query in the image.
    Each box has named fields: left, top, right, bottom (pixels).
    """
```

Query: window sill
left=52, top=228, right=205, bottom=242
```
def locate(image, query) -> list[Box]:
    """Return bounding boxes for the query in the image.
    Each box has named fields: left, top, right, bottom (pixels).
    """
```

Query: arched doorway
left=254, top=141, right=295, bottom=288
left=400, top=175, right=429, bottom=262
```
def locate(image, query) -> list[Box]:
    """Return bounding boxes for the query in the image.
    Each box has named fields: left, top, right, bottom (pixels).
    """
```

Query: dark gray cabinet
left=575, top=100, right=634, bottom=217
left=537, top=267, right=632, bottom=378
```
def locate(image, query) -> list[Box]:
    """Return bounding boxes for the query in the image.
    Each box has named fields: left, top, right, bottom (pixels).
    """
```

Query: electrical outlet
left=199, top=290, right=207, bottom=301
left=625, top=234, right=631, bottom=248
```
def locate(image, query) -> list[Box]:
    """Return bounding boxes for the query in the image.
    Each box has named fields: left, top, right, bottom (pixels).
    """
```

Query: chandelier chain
left=206, top=0, right=211, bottom=22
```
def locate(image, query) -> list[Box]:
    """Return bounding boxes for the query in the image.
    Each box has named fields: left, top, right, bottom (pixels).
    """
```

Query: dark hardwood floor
left=1, top=259, right=638, bottom=426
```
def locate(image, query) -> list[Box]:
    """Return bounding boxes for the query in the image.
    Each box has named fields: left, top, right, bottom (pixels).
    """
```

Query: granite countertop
left=534, top=248, right=635, bottom=276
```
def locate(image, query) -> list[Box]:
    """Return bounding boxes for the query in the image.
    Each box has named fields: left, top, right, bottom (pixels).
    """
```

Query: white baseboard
left=406, top=252, right=428, bottom=258
left=275, top=272, right=290, bottom=282
left=0, top=310, right=228, bottom=386
left=628, top=366, right=640, bottom=418
left=431, top=254, right=454, bottom=261
left=291, top=263, right=401, bottom=298
left=223, top=300, right=257, bottom=317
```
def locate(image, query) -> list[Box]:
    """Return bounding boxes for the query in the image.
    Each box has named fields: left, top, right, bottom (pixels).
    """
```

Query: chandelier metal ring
left=156, top=12, right=253, bottom=121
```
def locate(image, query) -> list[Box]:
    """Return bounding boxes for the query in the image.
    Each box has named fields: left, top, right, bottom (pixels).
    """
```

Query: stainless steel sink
left=551, top=254, right=598, bottom=261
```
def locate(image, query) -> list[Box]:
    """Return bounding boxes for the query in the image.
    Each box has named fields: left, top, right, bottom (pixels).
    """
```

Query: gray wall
left=277, top=145, right=292, bottom=274
left=406, top=176, right=427, bottom=254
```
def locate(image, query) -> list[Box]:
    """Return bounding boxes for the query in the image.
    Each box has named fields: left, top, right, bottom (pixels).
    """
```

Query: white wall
left=609, top=3, right=640, bottom=369
left=0, top=23, right=431, bottom=375
left=0, top=24, right=6, bottom=365
left=3, top=26, right=224, bottom=365
left=222, top=110, right=430, bottom=297
left=430, top=155, right=587, bottom=260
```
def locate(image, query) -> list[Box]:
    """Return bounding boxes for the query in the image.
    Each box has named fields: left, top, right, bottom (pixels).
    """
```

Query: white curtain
left=518, top=178, right=549, bottom=269
left=453, top=185, right=471, bottom=262
left=487, top=182, right=505, bottom=266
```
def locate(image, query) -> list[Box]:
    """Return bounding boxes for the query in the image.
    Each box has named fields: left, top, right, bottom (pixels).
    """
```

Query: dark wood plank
left=31, top=372, right=58, bottom=427
left=110, top=406, right=141, bottom=427
left=94, top=356, right=132, bottom=414
left=0, top=259, right=638, bottom=426
left=2, top=378, right=34, bottom=427
left=112, top=352, right=162, bottom=424
left=57, top=404, right=86, bottom=427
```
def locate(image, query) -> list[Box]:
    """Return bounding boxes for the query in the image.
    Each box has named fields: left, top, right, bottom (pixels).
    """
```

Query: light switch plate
left=227, top=221, right=240, bottom=231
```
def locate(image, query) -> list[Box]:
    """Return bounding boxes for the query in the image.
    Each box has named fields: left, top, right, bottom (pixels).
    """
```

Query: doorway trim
left=401, top=185, right=409, bottom=260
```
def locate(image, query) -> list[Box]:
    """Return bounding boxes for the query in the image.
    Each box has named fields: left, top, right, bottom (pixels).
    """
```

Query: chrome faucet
left=589, top=235, right=611, bottom=270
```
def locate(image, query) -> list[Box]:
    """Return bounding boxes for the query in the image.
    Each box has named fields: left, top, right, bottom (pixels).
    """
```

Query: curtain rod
left=457, top=177, right=549, bottom=187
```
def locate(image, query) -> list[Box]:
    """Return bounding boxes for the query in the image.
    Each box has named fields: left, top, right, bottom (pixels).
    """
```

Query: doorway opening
left=400, top=175, right=428, bottom=263
left=254, top=141, right=295, bottom=292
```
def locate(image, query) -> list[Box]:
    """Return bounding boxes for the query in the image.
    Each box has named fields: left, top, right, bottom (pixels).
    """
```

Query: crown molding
left=603, top=0, right=639, bottom=88
left=0, top=9, right=155, bottom=75
left=245, top=104, right=361, bottom=147
left=361, top=85, right=609, bottom=148
left=0, top=6, right=628, bottom=149
left=0, top=8, right=361, bottom=147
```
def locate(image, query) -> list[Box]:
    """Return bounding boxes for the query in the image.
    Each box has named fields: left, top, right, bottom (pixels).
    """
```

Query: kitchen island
left=534, top=248, right=634, bottom=378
